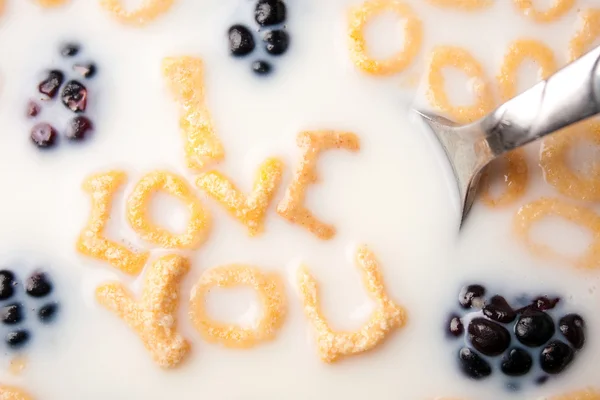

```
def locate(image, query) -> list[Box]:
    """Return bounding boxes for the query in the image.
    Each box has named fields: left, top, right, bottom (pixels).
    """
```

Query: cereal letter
left=100, top=0, right=175, bottom=25
left=196, top=158, right=283, bottom=236
left=0, top=385, right=33, bottom=400
left=163, top=57, right=224, bottom=171
left=126, top=171, right=211, bottom=249
left=277, top=131, right=360, bottom=240
left=298, top=246, right=407, bottom=363
left=96, top=254, right=191, bottom=368
left=77, top=171, right=149, bottom=275
left=190, top=265, right=287, bottom=348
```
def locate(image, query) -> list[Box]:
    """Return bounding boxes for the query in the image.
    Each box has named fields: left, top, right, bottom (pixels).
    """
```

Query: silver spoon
left=415, top=44, right=600, bottom=228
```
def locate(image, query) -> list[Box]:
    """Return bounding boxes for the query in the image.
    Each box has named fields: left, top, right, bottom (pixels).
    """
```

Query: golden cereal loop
left=196, top=158, right=283, bottom=236
left=426, top=0, right=492, bottom=10
left=0, top=386, right=33, bottom=400
left=96, top=254, right=191, bottom=368
left=513, top=0, right=575, bottom=23
left=570, top=9, right=600, bottom=61
left=552, top=389, right=600, bottom=400
left=277, top=131, right=360, bottom=240
left=163, top=57, right=224, bottom=171
left=427, top=46, right=494, bottom=124
left=189, top=265, right=287, bottom=348
left=126, top=171, right=210, bottom=249
left=298, top=246, right=407, bottom=363
left=77, top=171, right=149, bottom=275
left=348, top=0, right=423, bottom=76
left=514, top=198, right=600, bottom=269
left=498, top=39, right=557, bottom=102
left=35, top=0, right=69, bottom=6
left=100, top=0, right=175, bottom=26
left=540, top=122, right=600, bottom=201
left=479, top=149, right=528, bottom=207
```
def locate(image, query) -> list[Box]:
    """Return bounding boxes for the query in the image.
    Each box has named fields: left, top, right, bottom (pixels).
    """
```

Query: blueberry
left=61, top=81, right=88, bottom=113
left=66, top=116, right=93, bottom=141
left=540, top=340, right=574, bottom=374
left=527, top=296, right=560, bottom=312
left=38, top=303, right=59, bottom=323
left=264, top=30, right=289, bottom=56
left=255, top=0, right=286, bottom=26
left=30, top=123, right=58, bottom=148
left=73, top=63, right=97, bottom=79
left=447, top=314, right=464, bottom=337
left=252, top=60, right=272, bottom=75
left=468, top=318, right=511, bottom=356
left=458, top=347, right=492, bottom=380
left=27, top=101, right=41, bottom=118
left=1, top=304, right=23, bottom=325
left=25, top=272, right=52, bottom=298
left=515, top=309, right=555, bottom=347
left=483, top=295, right=516, bottom=324
left=6, top=330, right=29, bottom=349
left=559, top=314, right=585, bottom=350
left=228, top=25, right=255, bottom=57
left=459, top=284, right=485, bottom=309
left=0, top=270, right=16, bottom=300
left=60, top=43, right=80, bottom=57
left=501, top=348, right=533, bottom=376
left=38, top=70, right=64, bottom=99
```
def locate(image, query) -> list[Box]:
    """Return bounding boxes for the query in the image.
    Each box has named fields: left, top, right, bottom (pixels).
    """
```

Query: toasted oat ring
left=513, top=0, right=575, bottom=23
left=0, top=385, right=33, bottom=400
left=35, top=0, right=69, bottom=6
left=540, top=122, right=600, bottom=201
left=100, top=0, right=175, bottom=26
left=427, top=46, right=494, bottom=124
left=479, top=149, right=528, bottom=207
left=126, top=171, right=211, bottom=249
left=514, top=197, right=600, bottom=269
left=570, top=9, right=600, bottom=61
left=190, top=265, right=287, bottom=349
left=348, top=0, right=423, bottom=76
left=552, top=389, right=600, bottom=400
left=426, top=0, right=492, bottom=11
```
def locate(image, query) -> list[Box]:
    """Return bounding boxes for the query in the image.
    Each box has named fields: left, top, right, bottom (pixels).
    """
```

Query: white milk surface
left=0, top=0, right=599, bottom=399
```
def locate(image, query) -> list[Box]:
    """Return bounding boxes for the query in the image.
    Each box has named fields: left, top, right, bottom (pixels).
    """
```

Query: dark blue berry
left=61, top=81, right=88, bottom=113
left=31, top=123, right=58, bottom=148
left=447, top=314, right=463, bottom=337
left=0, top=270, right=16, bottom=300
left=1, top=304, right=23, bottom=325
left=255, top=0, right=286, bottom=26
left=459, top=284, right=485, bottom=309
left=6, top=330, right=29, bottom=349
left=25, top=272, right=52, bottom=298
left=38, top=303, right=59, bottom=323
left=559, top=314, right=585, bottom=350
left=458, top=347, right=492, bottom=380
left=515, top=309, right=555, bottom=347
left=540, top=340, right=574, bottom=374
left=60, top=43, right=80, bottom=57
left=27, top=101, right=41, bottom=118
left=66, top=116, right=93, bottom=141
left=468, top=318, right=511, bottom=356
left=264, top=30, right=289, bottom=56
left=228, top=25, right=255, bottom=57
left=38, top=70, right=64, bottom=99
left=501, top=348, right=533, bottom=376
left=252, top=60, right=272, bottom=75
left=483, top=295, right=516, bottom=324
left=73, top=63, right=97, bottom=79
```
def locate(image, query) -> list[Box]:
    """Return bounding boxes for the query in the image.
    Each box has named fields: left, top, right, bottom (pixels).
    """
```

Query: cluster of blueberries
left=447, top=284, right=585, bottom=390
left=28, top=43, right=97, bottom=149
left=228, top=0, right=289, bottom=75
left=0, top=269, right=59, bottom=350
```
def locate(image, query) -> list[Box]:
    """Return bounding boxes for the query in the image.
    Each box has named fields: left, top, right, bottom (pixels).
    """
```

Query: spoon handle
left=483, top=45, right=600, bottom=156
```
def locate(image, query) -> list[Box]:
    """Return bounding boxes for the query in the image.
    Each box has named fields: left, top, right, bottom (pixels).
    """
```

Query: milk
left=0, top=0, right=598, bottom=399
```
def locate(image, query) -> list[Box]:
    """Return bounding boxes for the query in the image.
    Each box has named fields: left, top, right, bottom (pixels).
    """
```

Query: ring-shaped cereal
left=479, top=149, right=528, bottom=207
left=570, top=9, right=600, bottom=61
left=126, top=171, right=211, bottom=249
left=514, top=197, right=600, bottom=269
left=348, top=0, right=423, bottom=76
left=100, top=0, right=175, bottom=26
left=189, top=265, right=287, bottom=349
left=513, top=0, right=575, bottom=23
left=36, top=0, right=69, bottom=6
left=427, top=46, right=494, bottom=124
left=540, top=122, right=600, bottom=201
left=426, top=0, right=492, bottom=11
left=0, top=385, right=33, bottom=400
left=552, top=389, right=600, bottom=400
